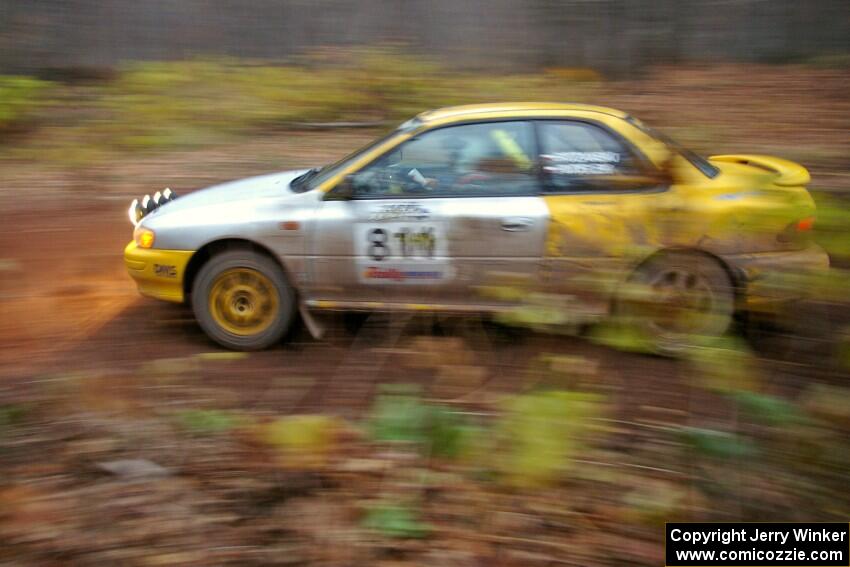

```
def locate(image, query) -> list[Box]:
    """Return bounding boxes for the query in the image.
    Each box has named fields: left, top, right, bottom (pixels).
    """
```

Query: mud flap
left=299, top=303, right=326, bottom=339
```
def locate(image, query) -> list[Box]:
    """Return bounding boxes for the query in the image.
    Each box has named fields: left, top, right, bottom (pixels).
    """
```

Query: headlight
left=134, top=227, right=156, bottom=249
left=142, top=194, right=155, bottom=214
left=128, top=199, right=144, bottom=226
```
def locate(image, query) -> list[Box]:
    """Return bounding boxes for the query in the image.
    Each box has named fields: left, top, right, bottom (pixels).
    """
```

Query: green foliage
left=588, top=317, right=656, bottom=354
left=362, top=501, right=431, bottom=539
left=0, top=404, right=30, bottom=439
left=812, top=195, right=850, bottom=260
left=687, top=337, right=760, bottom=394
left=176, top=410, right=238, bottom=435
left=679, top=427, right=758, bottom=459
left=497, top=304, right=576, bottom=329
left=369, top=384, right=430, bottom=445
left=352, top=48, right=445, bottom=120
left=90, top=51, right=441, bottom=150
left=175, top=409, right=241, bottom=434
left=99, top=51, right=581, bottom=151
left=495, top=292, right=601, bottom=334
left=429, top=410, right=488, bottom=461
left=0, top=75, right=53, bottom=129
left=367, top=384, right=476, bottom=459
left=495, top=390, right=604, bottom=488
left=427, top=405, right=470, bottom=459
left=803, top=53, right=850, bottom=69
left=0, top=49, right=601, bottom=159
left=731, top=391, right=804, bottom=427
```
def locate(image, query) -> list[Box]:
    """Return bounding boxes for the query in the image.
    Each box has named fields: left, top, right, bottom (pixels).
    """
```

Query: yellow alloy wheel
left=208, top=268, right=280, bottom=336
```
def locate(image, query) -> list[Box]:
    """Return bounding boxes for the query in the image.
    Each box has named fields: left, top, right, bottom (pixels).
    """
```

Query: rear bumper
left=124, top=241, right=194, bottom=303
left=727, top=245, right=830, bottom=310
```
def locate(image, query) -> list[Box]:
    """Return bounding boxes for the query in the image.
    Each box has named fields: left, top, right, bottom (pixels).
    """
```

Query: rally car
left=125, top=103, right=829, bottom=351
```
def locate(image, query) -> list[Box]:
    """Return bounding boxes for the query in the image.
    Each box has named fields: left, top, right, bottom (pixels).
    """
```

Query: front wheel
left=192, top=250, right=295, bottom=350
left=615, top=251, right=736, bottom=355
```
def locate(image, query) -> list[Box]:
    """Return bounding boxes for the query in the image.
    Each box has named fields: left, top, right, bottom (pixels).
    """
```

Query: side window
left=538, top=121, right=647, bottom=192
left=350, top=121, right=538, bottom=198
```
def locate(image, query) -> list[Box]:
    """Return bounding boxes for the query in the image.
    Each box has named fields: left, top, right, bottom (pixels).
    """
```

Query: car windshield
left=626, top=116, right=719, bottom=179
left=290, top=118, right=422, bottom=193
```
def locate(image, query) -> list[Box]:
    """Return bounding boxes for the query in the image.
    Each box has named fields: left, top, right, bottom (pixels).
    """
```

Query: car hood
left=145, top=168, right=311, bottom=219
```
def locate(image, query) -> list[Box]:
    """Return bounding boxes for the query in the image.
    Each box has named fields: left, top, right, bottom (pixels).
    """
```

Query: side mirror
left=323, top=175, right=355, bottom=201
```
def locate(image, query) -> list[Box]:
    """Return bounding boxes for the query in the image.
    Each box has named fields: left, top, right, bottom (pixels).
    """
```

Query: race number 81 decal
left=356, top=221, right=450, bottom=284
left=367, top=226, right=435, bottom=261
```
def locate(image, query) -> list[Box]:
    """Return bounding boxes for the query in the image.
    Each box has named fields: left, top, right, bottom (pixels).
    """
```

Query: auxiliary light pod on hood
left=128, top=188, right=177, bottom=226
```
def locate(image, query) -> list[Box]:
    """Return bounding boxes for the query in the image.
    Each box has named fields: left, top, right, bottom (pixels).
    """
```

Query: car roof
left=415, top=102, right=628, bottom=124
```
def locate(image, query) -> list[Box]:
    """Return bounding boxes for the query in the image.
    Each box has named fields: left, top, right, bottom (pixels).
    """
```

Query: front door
left=310, top=120, right=548, bottom=307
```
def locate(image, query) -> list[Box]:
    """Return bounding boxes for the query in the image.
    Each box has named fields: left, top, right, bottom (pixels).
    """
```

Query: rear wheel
left=192, top=250, right=295, bottom=350
left=616, top=251, right=735, bottom=354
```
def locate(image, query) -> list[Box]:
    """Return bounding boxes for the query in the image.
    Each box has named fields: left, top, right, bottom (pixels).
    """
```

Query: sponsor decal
left=715, top=190, right=764, bottom=201
left=363, top=266, right=445, bottom=282
left=543, top=151, right=620, bottom=175
left=368, top=203, right=431, bottom=222
left=154, top=264, right=177, bottom=278
left=355, top=219, right=451, bottom=284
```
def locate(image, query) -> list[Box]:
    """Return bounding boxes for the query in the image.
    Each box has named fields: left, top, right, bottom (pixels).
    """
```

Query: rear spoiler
left=709, top=154, right=810, bottom=187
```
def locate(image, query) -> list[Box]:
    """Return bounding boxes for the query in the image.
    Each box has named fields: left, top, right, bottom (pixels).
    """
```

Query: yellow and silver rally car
left=125, top=103, right=829, bottom=351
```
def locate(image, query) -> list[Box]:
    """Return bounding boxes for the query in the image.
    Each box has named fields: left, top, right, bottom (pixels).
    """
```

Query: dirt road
left=1, top=195, right=711, bottom=426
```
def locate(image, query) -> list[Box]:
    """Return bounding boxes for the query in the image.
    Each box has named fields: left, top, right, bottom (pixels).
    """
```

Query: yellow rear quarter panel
left=540, top=114, right=823, bottom=310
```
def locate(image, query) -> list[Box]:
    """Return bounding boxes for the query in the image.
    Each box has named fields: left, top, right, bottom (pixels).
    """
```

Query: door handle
left=501, top=217, right=534, bottom=232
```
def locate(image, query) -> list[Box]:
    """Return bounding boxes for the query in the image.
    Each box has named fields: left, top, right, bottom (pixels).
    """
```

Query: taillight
left=777, top=216, right=815, bottom=245
left=796, top=216, right=815, bottom=232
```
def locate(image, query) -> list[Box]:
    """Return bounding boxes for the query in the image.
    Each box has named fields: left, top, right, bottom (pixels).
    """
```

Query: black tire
left=616, top=251, right=735, bottom=355
left=191, top=249, right=295, bottom=350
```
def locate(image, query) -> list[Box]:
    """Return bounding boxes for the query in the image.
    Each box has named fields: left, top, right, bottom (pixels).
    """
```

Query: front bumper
left=728, top=245, right=830, bottom=310
left=124, top=241, right=194, bottom=303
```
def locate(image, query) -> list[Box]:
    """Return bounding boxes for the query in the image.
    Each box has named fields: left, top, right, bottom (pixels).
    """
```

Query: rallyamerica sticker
left=362, top=266, right=446, bottom=282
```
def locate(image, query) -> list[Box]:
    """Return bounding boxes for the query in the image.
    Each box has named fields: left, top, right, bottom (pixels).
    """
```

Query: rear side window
left=625, top=116, right=719, bottom=179
left=537, top=121, right=648, bottom=192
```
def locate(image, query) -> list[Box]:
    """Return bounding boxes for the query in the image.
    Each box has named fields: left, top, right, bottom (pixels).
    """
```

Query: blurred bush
left=261, top=414, right=347, bottom=469
left=803, top=53, right=850, bottom=69
left=495, top=390, right=604, bottom=488
left=99, top=58, right=365, bottom=150
left=0, top=75, right=53, bottom=132
left=368, top=383, right=607, bottom=488
left=368, top=384, right=480, bottom=460
left=0, top=48, right=599, bottom=159
left=174, top=409, right=242, bottom=435
left=362, top=501, right=432, bottom=539
left=812, top=195, right=850, bottom=261
left=677, top=339, right=850, bottom=519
